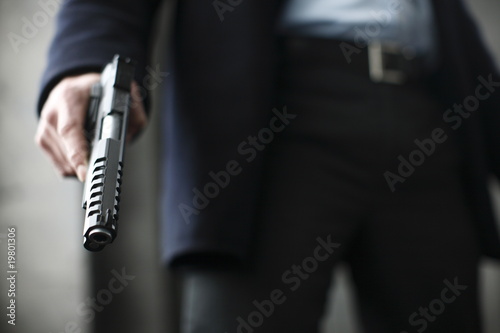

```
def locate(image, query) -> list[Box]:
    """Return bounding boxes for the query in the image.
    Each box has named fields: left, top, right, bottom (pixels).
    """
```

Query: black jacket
left=39, top=0, right=500, bottom=264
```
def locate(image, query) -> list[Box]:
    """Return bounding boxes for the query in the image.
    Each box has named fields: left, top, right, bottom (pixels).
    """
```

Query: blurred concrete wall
left=0, top=1, right=498, bottom=333
left=0, top=0, right=89, bottom=332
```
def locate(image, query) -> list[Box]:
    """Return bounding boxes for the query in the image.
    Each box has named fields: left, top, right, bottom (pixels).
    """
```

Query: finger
left=36, top=110, right=74, bottom=174
left=35, top=118, right=73, bottom=176
left=58, top=111, right=89, bottom=181
left=56, top=90, right=91, bottom=181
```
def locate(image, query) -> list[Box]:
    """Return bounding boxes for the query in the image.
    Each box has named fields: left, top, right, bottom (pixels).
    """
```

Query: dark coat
left=39, top=0, right=500, bottom=264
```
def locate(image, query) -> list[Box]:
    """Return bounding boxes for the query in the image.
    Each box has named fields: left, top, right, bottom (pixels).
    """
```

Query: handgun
left=82, top=55, right=136, bottom=251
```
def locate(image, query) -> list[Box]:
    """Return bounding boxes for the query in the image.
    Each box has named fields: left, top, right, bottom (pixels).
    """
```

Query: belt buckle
left=368, top=41, right=414, bottom=85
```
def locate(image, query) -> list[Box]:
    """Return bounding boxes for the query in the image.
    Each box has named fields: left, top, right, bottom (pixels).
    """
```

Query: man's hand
left=35, top=73, right=147, bottom=182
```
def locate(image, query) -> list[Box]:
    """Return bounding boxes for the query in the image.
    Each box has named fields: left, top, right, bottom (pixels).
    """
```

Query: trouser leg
left=348, top=183, right=481, bottom=333
left=346, top=78, right=482, bottom=333
left=174, top=131, right=368, bottom=332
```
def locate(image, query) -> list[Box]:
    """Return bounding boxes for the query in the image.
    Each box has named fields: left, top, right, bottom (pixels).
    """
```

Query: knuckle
left=68, top=150, right=86, bottom=167
left=59, top=120, right=86, bottom=139
left=34, top=132, right=44, bottom=147
left=37, top=140, right=56, bottom=160
left=34, top=126, right=50, bottom=149
left=40, top=104, right=57, bottom=122
left=58, top=122, right=77, bottom=137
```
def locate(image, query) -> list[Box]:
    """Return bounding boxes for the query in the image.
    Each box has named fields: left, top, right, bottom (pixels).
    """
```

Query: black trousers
left=173, top=38, right=482, bottom=333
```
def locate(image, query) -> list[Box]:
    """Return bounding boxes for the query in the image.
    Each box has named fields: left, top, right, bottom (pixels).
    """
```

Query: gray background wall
left=0, top=1, right=498, bottom=332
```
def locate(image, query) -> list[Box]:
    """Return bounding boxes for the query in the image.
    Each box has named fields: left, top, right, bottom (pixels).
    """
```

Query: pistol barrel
left=81, top=55, right=135, bottom=252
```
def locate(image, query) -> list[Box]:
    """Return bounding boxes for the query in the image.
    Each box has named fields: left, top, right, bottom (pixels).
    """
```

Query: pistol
left=82, top=55, right=136, bottom=251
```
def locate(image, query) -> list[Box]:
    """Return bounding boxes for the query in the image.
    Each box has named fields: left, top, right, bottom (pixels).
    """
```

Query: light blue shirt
left=277, top=0, right=438, bottom=58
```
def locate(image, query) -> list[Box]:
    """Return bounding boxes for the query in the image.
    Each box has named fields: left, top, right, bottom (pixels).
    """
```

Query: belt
left=280, top=36, right=431, bottom=85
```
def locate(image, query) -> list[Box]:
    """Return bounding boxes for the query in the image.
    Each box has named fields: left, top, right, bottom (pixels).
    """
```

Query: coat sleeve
left=37, top=0, right=162, bottom=113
